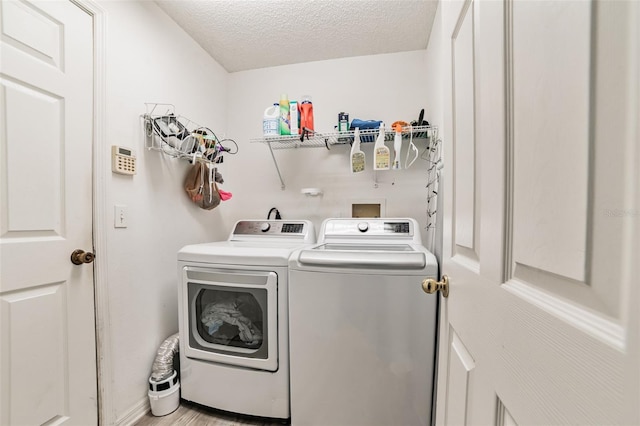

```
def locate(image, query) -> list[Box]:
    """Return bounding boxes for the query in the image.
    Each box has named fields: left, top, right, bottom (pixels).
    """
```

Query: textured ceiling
left=155, top=0, right=439, bottom=72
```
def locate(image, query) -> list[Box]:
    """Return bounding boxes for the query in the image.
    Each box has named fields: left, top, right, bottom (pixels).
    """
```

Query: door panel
left=506, top=0, right=629, bottom=325
left=452, top=2, right=475, bottom=253
left=587, top=0, right=636, bottom=320
left=512, top=1, right=590, bottom=284
left=3, top=78, right=63, bottom=236
left=436, top=0, right=639, bottom=424
left=452, top=0, right=478, bottom=261
left=496, top=400, right=517, bottom=426
left=444, top=329, right=475, bottom=426
left=0, top=1, right=96, bottom=425
left=1, top=0, right=63, bottom=69
left=2, top=284, right=67, bottom=426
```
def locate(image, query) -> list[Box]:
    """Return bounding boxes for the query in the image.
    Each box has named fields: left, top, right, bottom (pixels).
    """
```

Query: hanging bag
left=184, top=162, right=221, bottom=210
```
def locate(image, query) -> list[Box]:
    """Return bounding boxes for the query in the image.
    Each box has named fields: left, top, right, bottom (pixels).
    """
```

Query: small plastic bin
left=148, top=370, right=180, bottom=416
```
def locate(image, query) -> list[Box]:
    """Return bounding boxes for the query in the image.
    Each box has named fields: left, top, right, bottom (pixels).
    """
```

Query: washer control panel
left=323, top=219, right=414, bottom=237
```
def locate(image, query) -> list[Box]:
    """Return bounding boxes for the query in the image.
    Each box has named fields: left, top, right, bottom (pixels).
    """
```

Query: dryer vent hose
left=150, top=333, right=179, bottom=382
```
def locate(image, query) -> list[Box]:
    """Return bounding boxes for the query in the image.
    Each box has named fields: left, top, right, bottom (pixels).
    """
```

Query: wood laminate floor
left=134, top=401, right=289, bottom=426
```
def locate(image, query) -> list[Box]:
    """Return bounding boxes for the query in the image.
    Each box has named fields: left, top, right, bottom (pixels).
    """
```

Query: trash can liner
left=150, top=333, right=179, bottom=382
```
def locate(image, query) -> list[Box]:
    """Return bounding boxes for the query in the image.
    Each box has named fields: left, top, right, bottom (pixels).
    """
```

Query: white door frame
left=69, top=1, right=113, bottom=424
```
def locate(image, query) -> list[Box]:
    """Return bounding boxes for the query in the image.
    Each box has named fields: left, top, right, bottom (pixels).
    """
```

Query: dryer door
left=181, top=267, right=278, bottom=371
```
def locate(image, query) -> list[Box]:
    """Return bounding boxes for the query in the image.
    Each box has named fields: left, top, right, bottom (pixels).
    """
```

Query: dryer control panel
left=231, top=220, right=312, bottom=239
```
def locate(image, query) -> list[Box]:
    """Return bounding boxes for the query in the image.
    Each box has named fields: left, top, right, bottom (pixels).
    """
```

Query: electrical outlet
left=114, top=205, right=127, bottom=228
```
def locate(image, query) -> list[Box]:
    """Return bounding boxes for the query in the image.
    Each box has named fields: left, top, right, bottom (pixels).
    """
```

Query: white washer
left=288, top=218, right=439, bottom=426
left=177, top=220, right=316, bottom=420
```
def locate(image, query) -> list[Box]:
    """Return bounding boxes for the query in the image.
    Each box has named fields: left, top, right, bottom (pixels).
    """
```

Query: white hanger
left=405, top=126, right=419, bottom=169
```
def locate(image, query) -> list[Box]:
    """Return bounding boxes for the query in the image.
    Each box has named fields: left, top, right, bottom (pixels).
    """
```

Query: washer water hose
left=150, top=333, right=179, bottom=382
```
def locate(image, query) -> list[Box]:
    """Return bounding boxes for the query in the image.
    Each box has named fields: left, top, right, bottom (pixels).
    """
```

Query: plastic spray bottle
left=392, top=122, right=403, bottom=170
left=373, top=122, right=390, bottom=170
left=350, top=128, right=365, bottom=173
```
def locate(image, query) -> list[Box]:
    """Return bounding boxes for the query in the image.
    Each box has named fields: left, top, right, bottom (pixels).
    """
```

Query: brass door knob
left=71, top=249, right=95, bottom=265
left=421, top=275, right=449, bottom=298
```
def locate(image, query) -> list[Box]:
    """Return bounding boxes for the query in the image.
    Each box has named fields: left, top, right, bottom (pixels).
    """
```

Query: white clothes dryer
left=288, top=218, right=439, bottom=426
left=177, top=220, right=316, bottom=420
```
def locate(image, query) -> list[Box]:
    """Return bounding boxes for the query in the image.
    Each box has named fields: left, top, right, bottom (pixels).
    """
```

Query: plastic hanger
left=405, top=126, right=419, bottom=169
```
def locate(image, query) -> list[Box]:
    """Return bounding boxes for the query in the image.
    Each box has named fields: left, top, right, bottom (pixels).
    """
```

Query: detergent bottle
left=290, top=101, right=299, bottom=134
left=299, top=95, right=314, bottom=134
left=263, top=103, right=279, bottom=136
left=279, top=94, right=291, bottom=135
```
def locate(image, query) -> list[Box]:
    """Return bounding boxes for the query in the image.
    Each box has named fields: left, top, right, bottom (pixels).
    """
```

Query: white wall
left=225, top=51, right=436, bottom=246
left=98, top=2, right=229, bottom=423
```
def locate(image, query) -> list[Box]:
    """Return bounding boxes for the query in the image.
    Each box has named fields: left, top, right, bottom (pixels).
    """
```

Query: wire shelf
left=249, top=125, right=436, bottom=150
left=250, top=125, right=438, bottom=190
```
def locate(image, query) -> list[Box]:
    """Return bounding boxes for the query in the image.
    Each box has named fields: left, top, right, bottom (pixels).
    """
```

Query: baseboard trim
left=116, top=396, right=150, bottom=426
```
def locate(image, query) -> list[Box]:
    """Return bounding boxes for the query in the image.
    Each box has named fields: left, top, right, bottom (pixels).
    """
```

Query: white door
left=434, top=0, right=639, bottom=424
left=0, top=1, right=97, bottom=425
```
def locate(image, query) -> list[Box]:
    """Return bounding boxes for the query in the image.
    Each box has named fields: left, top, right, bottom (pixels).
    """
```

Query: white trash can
left=148, top=370, right=180, bottom=416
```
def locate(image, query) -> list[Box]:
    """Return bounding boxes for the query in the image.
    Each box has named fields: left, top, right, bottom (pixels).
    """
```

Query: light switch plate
left=114, top=205, right=127, bottom=228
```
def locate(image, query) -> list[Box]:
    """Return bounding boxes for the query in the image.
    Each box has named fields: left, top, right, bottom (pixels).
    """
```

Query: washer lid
left=297, top=243, right=427, bottom=269
left=320, top=243, right=415, bottom=252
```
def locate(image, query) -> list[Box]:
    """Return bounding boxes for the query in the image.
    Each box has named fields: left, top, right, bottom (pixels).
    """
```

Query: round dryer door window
left=196, top=287, right=266, bottom=353
left=182, top=268, right=278, bottom=370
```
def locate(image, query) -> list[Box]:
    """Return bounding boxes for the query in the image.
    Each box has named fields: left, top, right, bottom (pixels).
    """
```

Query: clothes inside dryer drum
left=201, top=298, right=263, bottom=346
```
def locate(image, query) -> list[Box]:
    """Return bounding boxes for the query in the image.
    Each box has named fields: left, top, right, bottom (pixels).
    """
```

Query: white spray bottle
left=350, top=128, right=365, bottom=173
left=392, top=122, right=403, bottom=170
left=373, top=122, right=390, bottom=170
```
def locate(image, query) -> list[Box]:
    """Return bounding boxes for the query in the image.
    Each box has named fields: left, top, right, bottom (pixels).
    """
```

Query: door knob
left=71, top=249, right=95, bottom=265
left=421, top=275, right=449, bottom=298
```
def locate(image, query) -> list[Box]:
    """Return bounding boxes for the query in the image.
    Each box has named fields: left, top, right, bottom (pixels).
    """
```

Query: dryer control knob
left=357, top=222, right=369, bottom=232
left=261, top=222, right=271, bottom=232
